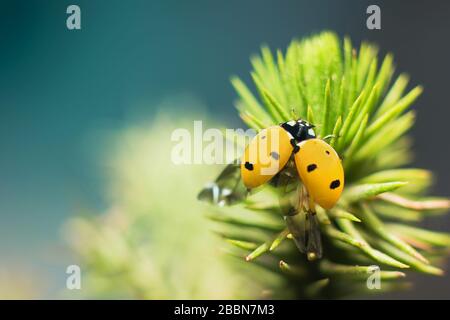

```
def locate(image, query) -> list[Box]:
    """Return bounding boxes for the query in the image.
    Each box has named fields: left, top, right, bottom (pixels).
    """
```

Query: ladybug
left=198, top=119, right=344, bottom=260
left=241, top=119, right=344, bottom=210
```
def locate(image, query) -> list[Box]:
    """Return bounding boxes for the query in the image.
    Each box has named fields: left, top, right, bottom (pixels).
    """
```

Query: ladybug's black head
left=281, top=119, right=316, bottom=142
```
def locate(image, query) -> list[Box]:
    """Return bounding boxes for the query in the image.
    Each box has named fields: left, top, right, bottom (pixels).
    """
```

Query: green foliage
left=65, top=111, right=278, bottom=299
left=209, top=32, right=450, bottom=298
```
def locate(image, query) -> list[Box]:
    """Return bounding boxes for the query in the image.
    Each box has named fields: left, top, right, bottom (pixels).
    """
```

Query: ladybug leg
left=282, top=182, right=307, bottom=253
left=303, top=186, right=323, bottom=260
left=306, top=191, right=316, bottom=214
left=290, top=107, right=298, bottom=120
left=322, top=134, right=337, bottom=141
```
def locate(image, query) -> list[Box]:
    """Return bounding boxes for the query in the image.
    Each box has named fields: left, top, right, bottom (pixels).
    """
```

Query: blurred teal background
left=1, top=0, right=450, bottom=297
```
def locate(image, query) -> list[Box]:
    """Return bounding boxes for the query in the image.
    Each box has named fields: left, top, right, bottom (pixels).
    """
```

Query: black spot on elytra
left=326, top=150, right=330, bottom=155
left=270, top=152, right=280, bottom=160
left=261, top=135, right=266, bottom=140
left=307, top=164, right=317, bottom=172
left=330, top=179, right=341, bottom=189
left=244, top=162, right=254, bottom=171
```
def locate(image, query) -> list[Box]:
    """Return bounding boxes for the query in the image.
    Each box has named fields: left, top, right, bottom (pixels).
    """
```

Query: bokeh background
left=0, top=0, right=449, bottom=298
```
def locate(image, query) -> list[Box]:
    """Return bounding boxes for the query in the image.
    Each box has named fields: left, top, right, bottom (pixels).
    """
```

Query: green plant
left=65, top=108, right=274, bottom=299
left=202, top=32, right=450, bottom=298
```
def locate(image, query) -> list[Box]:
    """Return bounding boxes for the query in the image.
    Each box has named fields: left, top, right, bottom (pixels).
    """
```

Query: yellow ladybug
left=199, top=119, right=344, bottom=260
left=240, top=119, right=344, bottom=209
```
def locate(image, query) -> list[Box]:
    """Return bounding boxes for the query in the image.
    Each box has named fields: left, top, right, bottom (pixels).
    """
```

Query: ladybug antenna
left=290, top=107, right=298, bottom=120
left=322, top=134, right=339, bottom=142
